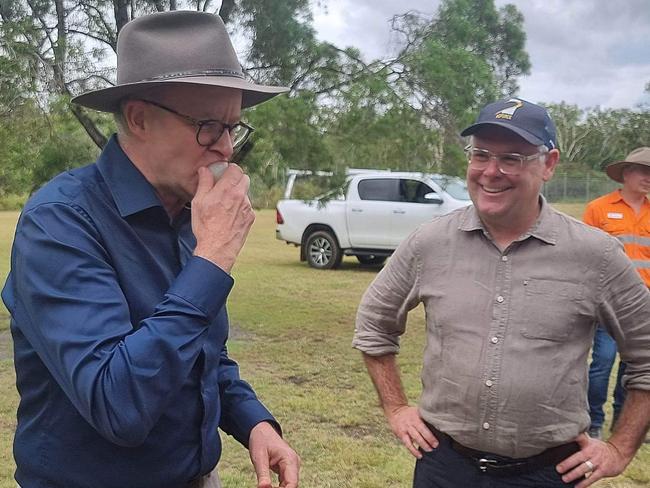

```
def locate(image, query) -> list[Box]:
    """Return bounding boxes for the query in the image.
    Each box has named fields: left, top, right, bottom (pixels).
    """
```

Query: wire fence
left=542, top=173, right=619, bottom=203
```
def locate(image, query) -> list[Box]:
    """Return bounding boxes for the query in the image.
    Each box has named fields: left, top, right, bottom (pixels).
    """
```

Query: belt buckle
left=478, top=458, right=498, bottom=472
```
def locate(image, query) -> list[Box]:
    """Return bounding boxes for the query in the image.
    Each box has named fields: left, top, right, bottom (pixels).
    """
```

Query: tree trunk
left=70, top=104, right=109, bottom=148
left=54, top=0, right=109, bottom=149
left=114, top=0, right=130, bottom=34
left=219, top=0, right=236, bottom=24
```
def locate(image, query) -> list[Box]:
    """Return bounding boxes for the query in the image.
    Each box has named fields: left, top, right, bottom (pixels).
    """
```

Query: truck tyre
left=356, top=255, right=387, bottom=266
left=305, top=231, right=342, bottom=269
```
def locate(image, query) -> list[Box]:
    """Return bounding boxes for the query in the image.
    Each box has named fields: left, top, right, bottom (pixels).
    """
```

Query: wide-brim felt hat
left=605, top=147, right=650, bottom=183
left=71, top=10, right=288, bottom=112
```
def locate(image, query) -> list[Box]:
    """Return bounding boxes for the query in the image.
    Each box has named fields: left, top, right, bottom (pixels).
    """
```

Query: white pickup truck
left=275, top=169, right=472, bottom=269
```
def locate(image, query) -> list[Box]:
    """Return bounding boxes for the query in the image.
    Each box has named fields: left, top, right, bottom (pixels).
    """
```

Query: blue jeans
left=587, top=326, right=626, bottom=429
left=413, top=438, right=577, bottom=487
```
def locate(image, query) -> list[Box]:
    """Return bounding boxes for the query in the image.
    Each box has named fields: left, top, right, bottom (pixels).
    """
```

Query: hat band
left=140, top=68, right=245, bottom=82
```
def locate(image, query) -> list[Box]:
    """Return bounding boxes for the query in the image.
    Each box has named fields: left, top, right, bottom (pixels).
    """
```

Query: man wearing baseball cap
left=583, top=147, right=650, bottom=441
left=353, top=98, right=650, bottom=487
left=2, top=10, right=299, bottom=488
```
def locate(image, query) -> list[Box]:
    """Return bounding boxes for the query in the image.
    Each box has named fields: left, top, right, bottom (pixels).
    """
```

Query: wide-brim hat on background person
left=71, top=10, right=288, bottom=112
left=605, top=147, right=650, bottom=183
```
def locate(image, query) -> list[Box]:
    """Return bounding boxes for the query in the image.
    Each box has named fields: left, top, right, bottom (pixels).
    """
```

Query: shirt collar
left=96, top=135, right=163, bottom=218
left=605, top=189, right=625, bottom=204
left=605, top=188, right=650, bottom=208
left=459, top=195, right=558, bottom=246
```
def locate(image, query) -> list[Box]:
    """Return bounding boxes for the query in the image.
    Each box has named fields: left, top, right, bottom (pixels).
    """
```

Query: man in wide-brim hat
left=582, top=146, right=650, bottom=444
left=2, top=10, right=299, bottom=488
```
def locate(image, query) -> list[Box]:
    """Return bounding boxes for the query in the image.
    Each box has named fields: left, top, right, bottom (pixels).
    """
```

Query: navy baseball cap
left=461, top=98, right=557, bottom=150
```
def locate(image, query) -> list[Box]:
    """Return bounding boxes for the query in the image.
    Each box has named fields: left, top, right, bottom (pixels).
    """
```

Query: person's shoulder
left=585, top=190, right=619, bottom=210
left=549, top=206, right=618, bottom=247
left=24, top=163, right=102, bottom=212
left=415, top=205, right=469, bottom=237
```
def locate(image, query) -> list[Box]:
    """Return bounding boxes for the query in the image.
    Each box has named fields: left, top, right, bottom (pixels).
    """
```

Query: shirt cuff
left=167, top=256, right=234, bottom=321
left=222, top=399, right=282, bottom=447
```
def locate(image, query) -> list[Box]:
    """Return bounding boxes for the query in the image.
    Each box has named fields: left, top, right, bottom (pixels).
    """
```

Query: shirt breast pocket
left=601, top=220, right=626, bottom=236
left=520, top=279, right=585, bottom=342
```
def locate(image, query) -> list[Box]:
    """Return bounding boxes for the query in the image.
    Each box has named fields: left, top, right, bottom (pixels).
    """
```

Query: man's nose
left=207, top=130, right=234, bottom=159
left=481, top=156, right=502, bottom=176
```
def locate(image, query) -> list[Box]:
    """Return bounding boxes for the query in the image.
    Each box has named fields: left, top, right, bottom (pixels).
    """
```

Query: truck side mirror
left=423, top=192, right=443, bottom=204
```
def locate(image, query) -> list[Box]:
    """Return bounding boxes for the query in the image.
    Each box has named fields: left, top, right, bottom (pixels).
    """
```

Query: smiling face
left=622, top=164, right=650, bottom=196
left=120, top=84, right=243, bottom=214
left=466, top=125, right=559, bottom=233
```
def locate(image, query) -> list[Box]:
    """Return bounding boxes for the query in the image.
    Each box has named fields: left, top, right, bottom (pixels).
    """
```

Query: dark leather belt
left=427, top=424, right=580, bottom=477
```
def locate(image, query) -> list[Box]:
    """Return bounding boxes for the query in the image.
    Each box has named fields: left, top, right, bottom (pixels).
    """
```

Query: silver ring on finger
left=584, top=459, right=595, bottom=472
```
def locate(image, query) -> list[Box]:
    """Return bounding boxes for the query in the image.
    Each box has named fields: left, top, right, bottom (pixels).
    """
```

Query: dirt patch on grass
left=228, top=322, right=256, bottom=341
left=0, top=329, right=12, bottom=361
left=285, top=375, right=309, bottom=385
left=340, top=423, right=384, bottom=439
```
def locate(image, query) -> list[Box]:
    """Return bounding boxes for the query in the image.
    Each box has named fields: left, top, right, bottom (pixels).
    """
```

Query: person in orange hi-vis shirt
left=583, top=147, right=650, bottom=441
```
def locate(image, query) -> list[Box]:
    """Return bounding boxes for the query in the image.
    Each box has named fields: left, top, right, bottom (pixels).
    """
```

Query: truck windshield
left=431, top=176, right=471, bottom=201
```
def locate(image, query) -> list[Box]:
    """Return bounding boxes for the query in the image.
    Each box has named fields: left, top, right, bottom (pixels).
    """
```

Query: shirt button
left=491, top=337, right=499, bottom=344
left=501, top=255, right=508, bottom=262
left=496, top=295, right=504, bottom=303
left=483, top=422, right=490, bottom=430
left=485, top=380, right=493, bottom=387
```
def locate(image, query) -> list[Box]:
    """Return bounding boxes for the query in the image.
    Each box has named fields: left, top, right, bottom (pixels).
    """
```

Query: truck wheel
left=356, top=255, right=387, bottom=266
left=305, top=231, right=342, bottom=269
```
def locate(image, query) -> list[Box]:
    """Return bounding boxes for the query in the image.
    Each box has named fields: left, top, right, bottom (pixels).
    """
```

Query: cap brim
left=71, top=76, right=289, bottom=112
left=460, top=121, right=544, bottom=146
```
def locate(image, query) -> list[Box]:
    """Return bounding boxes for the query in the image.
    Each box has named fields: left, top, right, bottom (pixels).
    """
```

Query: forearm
left=362, top=352, right=409, bottom=414
left=607, top=389, right=650, bottom=459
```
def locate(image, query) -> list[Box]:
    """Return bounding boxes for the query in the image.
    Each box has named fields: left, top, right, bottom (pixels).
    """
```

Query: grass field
left=0, top=204, right=648, bottom=487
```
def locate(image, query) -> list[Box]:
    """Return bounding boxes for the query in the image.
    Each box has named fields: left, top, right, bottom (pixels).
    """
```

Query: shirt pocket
left=601, top=219, right=627, bottom=236
left=520, top=279, right=584, bottom=341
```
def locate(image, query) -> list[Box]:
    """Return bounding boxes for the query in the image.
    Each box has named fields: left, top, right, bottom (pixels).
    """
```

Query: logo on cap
left=495, top=99, right=523, bottom=120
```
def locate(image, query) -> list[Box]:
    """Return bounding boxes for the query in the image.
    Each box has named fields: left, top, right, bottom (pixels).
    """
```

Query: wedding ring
left=584, top=459, right=595, bottom=472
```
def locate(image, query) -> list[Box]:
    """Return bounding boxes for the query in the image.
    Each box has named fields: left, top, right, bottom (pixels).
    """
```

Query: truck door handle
left=393, top=210, right=406, bottom=214
left=351, top=208, right=363, bottom=212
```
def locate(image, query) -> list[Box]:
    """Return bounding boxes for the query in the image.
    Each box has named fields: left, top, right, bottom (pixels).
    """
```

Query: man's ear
left=122, top=100, right=148, bottom=140
left=542, top=149, right=560, bottom=182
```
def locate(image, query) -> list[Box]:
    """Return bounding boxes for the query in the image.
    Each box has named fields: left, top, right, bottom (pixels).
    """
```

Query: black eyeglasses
left=465, top=146, right=544, bottom=176
left=139, top=99, right=254, bottom=154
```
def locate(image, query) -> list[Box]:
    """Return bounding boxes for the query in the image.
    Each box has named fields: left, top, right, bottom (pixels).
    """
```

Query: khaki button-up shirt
left=353, top=200, right=650, bottom=458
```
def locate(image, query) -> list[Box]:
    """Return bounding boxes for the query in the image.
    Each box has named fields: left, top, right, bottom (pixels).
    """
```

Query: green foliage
left=0, top=96, right=106, bottom=195
left=430, top=0, right=530, bottom=96
left=2, top=0, right=646, bottom=200
left=0, top=100, right=45, bottom=195
left=243, top=93, right=334, bottom=182
left=380, top=0, right=531, bottom=171
left=30, top=99, right=104, bottom=191
left=237, top=0, right=315, bottom=85
left=548, top=103, right=650, bottom=172
left=323, top=75, right=442, bottom=173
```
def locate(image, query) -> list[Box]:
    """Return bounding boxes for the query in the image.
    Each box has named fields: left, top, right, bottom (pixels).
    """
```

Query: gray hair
left=114, top=98, right=133, bottom=136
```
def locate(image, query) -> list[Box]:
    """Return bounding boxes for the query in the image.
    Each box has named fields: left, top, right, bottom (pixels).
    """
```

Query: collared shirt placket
left=479, top=247, right=512, bottom=444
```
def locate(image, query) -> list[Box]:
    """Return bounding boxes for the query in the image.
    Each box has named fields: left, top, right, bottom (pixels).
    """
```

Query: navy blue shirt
left=2, top=136, right=276, bottom=488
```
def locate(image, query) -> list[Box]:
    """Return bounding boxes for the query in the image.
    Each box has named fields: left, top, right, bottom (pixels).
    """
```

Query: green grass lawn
left=0, top=205, right=648, bottom=487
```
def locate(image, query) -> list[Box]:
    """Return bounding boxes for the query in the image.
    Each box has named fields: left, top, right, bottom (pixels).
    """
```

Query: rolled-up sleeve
left=597, top=237, right=650, bottom=391
left=353, top=229, right=422, bottom=356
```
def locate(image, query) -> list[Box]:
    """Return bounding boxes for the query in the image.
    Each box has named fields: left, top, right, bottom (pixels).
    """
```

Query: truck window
left=399, top=179, right=436, bottom=203
left=358, top=179, right=401, bottom=202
